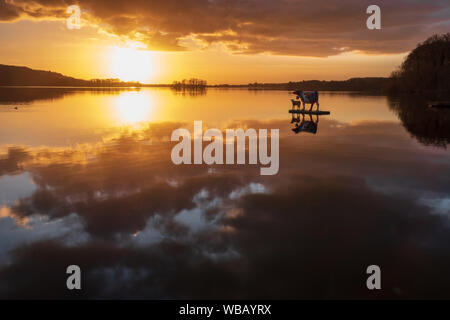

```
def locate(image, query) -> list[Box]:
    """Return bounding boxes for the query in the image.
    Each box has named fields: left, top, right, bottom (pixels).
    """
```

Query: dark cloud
left=223, top=175, right=450, bottom=299
left=2, top=175, right=450, bottom=299
left=0, top=0, right=22, bottom=20
left=8, top=122, right=248, bottom=237
left=0, top=147, right=30, bottom=176
left=2, top=0, right=449, bottom=55
left=6, top=118, right=450, bottom=238
left=0, top=238, right=243, bottom=299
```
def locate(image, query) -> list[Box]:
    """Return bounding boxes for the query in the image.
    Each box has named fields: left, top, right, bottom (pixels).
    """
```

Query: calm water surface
left=0, top=87, right=449, bottom=298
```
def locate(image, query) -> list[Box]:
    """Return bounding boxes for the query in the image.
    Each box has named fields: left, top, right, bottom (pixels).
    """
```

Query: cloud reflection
left=0, top=118, right=449, bottom=298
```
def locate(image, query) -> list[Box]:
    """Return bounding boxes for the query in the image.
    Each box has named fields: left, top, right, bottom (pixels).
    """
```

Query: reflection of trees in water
left=171, top=87, right=207, bottom=97
left=0, top=87, right=140, bottom=104
left=0, top=87, right=73, bottom=104
left=388, top=94, right=450, bottom=148
left=171, top=78, right=207, bottom=97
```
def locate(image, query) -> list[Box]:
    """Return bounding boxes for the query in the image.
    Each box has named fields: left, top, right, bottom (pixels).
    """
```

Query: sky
left=0, top=0, right=449, bottom=84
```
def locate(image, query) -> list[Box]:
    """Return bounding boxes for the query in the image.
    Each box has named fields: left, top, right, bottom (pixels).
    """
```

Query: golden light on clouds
left=0, top=0, right=447, bottom=83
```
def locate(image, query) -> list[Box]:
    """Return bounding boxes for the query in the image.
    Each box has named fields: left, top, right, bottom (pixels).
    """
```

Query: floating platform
left=428, top=101, right=450, bottom=108
left=289, top=109, right=330, bottom=115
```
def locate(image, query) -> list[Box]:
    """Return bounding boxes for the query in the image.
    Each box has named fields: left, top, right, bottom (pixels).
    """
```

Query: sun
left=109, top=46, right=156, bottom=83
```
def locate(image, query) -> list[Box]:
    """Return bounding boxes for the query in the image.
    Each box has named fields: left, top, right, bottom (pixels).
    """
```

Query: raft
left=289, top=110, right=330, bottom=115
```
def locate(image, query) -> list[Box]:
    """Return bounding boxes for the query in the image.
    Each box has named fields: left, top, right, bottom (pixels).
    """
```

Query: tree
left=389, top=33, right=450, bottom=94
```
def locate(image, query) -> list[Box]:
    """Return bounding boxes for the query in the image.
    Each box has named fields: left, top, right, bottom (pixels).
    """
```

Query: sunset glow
left=0, top=0, right=449, bottom=301
left=115, top=91, right=155, bottom=124
left=2, top=0, right=448, bottom=84
left=109, top=46, right=156, bottom=83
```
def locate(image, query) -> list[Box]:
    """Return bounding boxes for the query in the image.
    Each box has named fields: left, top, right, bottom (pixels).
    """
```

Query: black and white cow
left=291, top=90, right=319, bottom=111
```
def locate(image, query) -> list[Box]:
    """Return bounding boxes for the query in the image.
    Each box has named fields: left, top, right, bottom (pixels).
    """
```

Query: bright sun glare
left=110, top=46, right=155, bottom=83
left=115, top=91, right=154, bottom=124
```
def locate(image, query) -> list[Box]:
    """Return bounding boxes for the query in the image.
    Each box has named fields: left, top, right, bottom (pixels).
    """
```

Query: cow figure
left=290, top=99, right=301, bottom=109
left=292, top=90, right=319, bottom=111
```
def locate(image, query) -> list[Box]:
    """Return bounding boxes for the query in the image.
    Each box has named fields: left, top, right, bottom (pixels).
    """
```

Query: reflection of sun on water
left=109, top=46, right=155, bottom=83
left=115, top=91, right=154, bottom=125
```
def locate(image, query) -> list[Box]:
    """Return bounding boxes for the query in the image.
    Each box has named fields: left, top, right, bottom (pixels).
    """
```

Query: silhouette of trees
left=89, top=78, right=141, bottom=87
left=171, top=78, right=207, bottom=96
left=245, top=78, right=389, bottom=92
left=388, top=33, right=450, bottom=94
left=172, top=78, right=207, bottom=89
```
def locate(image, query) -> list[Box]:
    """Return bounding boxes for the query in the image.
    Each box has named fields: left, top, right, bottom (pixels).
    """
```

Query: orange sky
left=0, top=0, right=448, bottom=84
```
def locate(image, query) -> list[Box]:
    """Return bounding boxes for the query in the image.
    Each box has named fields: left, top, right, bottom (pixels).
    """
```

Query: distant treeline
left=0, top=64, right=141, bottom=87
left=172, top=78, right=207, bottom=89
left=88, top=78, right=141, bottom=87
left=388, top=33, right=450, bottom=95
left=210, top=77, right=391, bottom=92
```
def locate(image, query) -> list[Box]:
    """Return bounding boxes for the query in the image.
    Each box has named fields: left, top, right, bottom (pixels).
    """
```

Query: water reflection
left=171, top=87, right=207, bottom=97
left=288, top=103, right=331, bottom=135
left=0, top=87, right=74, bottom=105
left=0, top=87, right=140, bottom=105
left=114, top=91, right=155, bottom=124
left=0, top=89, right=400, bottom=148
left=0, top=116, right=449, bottom=298
left=388, top=94, right=450, bottom=148
left=290, top=113, right=319, bottom=134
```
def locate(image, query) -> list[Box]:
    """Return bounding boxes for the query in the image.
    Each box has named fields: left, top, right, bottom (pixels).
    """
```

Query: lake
left=0, top=87, right=449, bottom=298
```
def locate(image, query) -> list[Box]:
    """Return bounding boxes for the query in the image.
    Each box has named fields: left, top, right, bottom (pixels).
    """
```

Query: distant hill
left=0, top=64, right=89, bottom=86
left=0, top=64, right=141, bottom=87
